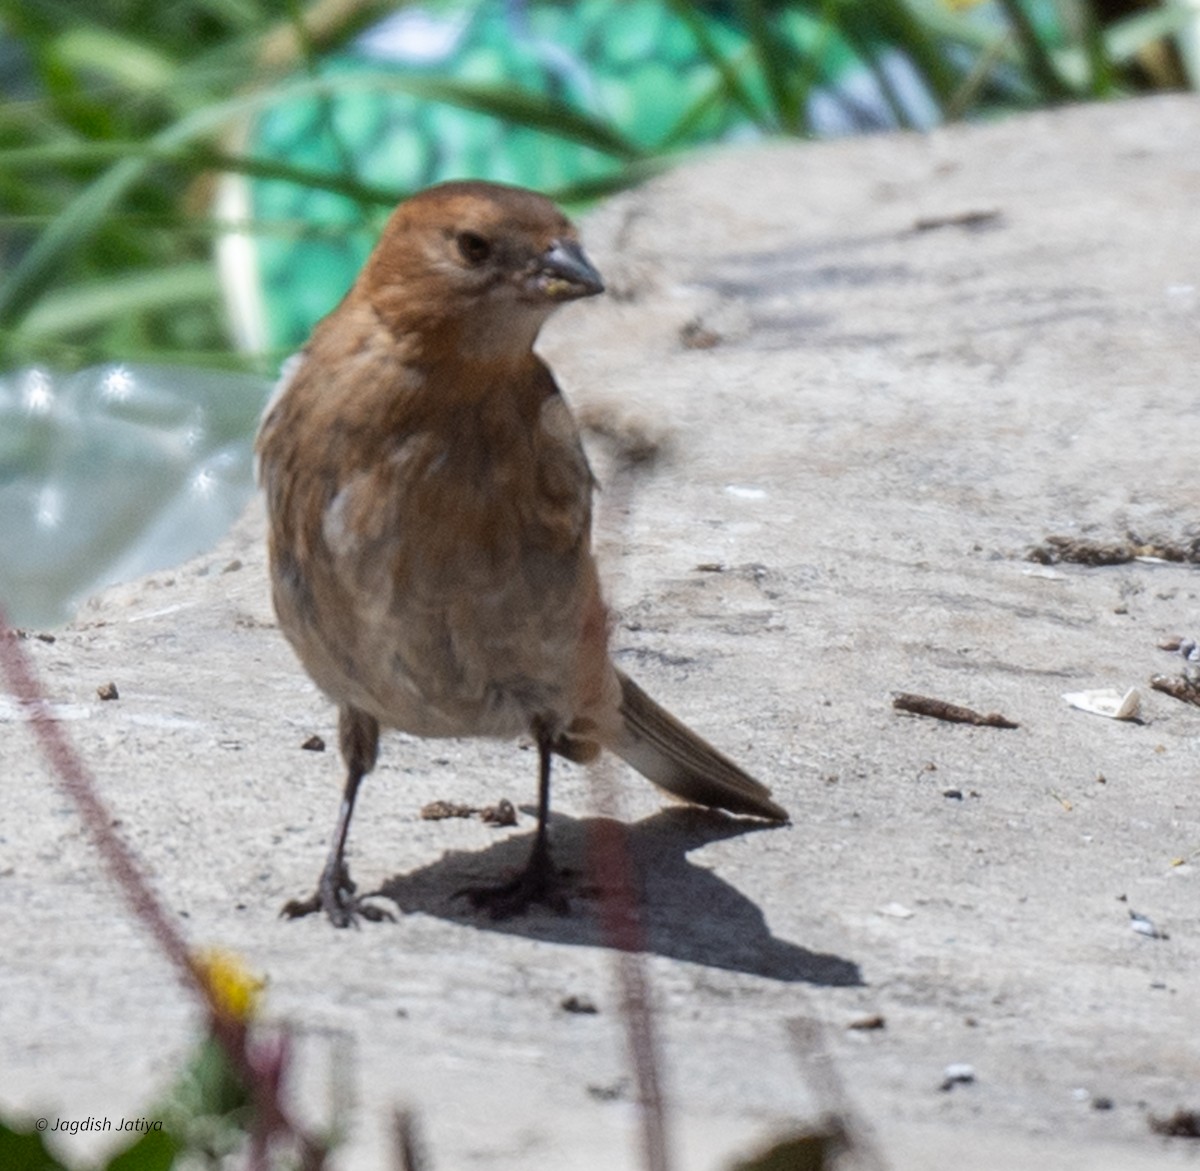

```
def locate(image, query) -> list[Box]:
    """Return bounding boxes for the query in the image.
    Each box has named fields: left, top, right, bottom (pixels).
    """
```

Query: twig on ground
left=892, top=692, right=1019, bottom=729
left=1150, top=675, right=1200, bottom=708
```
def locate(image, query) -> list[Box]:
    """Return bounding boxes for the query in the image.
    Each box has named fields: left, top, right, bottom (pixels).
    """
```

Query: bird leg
left=282, top=706, right=391, bottom=927
left=459, top=721, right=568, bottom=918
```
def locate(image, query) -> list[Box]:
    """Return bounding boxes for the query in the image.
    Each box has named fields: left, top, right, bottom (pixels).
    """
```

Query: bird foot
left=281, top=863, right=393, bottom=928
left=456, top=852, right=569, bottom=919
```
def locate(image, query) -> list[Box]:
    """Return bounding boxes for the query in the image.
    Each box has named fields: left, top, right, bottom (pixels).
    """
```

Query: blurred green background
left=1, top=0, right=1197, bottom=625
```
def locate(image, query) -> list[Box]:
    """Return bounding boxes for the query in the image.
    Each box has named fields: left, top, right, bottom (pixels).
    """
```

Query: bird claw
left=281, top=864, right=394, bottom=928
left=456, top=858, right=569, bottom=920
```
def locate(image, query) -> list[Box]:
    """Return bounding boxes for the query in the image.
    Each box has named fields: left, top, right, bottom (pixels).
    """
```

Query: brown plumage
left=256, top=180, right=786, bottom=925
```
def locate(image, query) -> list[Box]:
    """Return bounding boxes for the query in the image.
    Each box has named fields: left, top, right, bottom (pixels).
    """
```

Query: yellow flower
left=192, top=947, right=265, bottom=1022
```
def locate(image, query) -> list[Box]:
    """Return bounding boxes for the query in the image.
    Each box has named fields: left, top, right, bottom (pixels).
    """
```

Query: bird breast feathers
left=312, top=391, right=592, bottom=596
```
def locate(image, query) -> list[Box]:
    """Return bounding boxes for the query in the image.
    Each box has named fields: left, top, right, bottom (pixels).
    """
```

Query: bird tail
left=603, top=669, right=788, bottom=822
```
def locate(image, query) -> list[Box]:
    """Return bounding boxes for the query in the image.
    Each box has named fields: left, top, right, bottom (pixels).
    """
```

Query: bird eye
left=456, top=231, right=492, bottom=266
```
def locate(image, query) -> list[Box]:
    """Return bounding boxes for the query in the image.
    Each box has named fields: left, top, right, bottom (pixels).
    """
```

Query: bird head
left=361, top=181, right=604, bottom=360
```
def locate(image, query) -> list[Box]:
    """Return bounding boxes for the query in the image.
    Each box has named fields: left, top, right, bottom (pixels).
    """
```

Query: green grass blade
left=52, top=24, right=178, bottom=93
left=662, top=0, right=770, bottom=128
left=1079, top=1, right=1117, bottom=96
left=389, top=75, right=645, bottom=159
left=18, top=261, right=219, bottom=339
left=0, top=154, right=146, bottom=329
left=839, top=0, right=959, bottom=116
left=737, top=0, right=799, bottom=132
left=995, top=0, right=1075, bottom=99
left=833, top=12, right=923, bottom=128
left=1104, top=3, right=1198, bottom=66
left=657, top=40, right=761, bottom=148
left=944, top=28, right=1017, bottom=119
left=1047, top=2, right=1194, bottom=96
left=0, top=140, right=407, bottom=205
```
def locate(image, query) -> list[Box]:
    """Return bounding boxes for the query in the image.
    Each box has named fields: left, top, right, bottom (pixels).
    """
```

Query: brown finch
left=256, top=180, right=786, bottom=926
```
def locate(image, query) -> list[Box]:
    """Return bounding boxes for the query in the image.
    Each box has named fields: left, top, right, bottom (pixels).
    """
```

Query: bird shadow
left=373, top=806, right=862, bottom=987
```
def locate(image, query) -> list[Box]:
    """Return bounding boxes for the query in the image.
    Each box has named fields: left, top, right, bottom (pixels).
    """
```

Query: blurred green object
left=0, top=363, right=270, bottom=627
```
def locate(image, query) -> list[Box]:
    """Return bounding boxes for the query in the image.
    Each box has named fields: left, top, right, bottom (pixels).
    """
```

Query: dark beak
left=535, top=238, right=605, bottom=301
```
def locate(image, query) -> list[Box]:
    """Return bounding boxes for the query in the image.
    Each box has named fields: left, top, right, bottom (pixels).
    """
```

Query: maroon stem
left=588, top=778, right=671, bottom=1171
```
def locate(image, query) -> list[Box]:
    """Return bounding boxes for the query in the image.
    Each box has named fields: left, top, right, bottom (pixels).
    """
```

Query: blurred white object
left=1061, top=688, right=1142, bottom=721
left=1176, top=637, right=1200, bottom=682
left=0, top=363, right=270, bottom=626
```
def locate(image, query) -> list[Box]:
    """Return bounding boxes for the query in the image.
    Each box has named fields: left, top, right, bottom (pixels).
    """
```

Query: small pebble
left=561, top=994, right=598, bottom=1015
left=96, top=681, right=119, bottom=701
left=586, top=1078, right=629, bottom=1102
left=1149, top=1108, right=1200, bottom=1137
left=480, top=798, right=517, bottom=827
left=680, top=320, right=721, bottom=350
left=301, top=734, right=325, bottom=752
left=420, top=800, right=474, bottom=820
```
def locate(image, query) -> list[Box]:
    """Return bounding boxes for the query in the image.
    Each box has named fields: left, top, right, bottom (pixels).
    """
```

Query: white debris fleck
left=940, top=1063, right=976, bottom=1090
left=1129, top=910, right=1167, bottom=939
left=724, top=484, right=768, bottom=500
left=1176, top=638, right=1200, bottom=683
left=1061, top=687, right=1141, bottom=721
